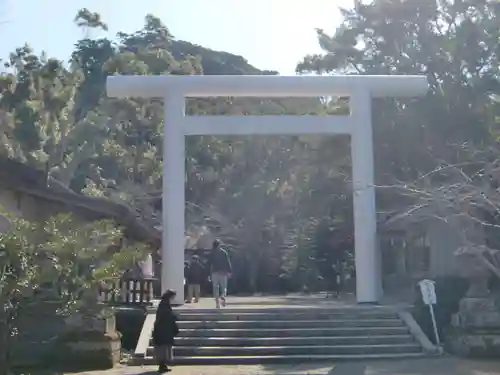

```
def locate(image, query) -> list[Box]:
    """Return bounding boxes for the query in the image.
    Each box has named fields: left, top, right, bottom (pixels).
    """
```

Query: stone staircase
left=133, top=306, right=427, bottom=365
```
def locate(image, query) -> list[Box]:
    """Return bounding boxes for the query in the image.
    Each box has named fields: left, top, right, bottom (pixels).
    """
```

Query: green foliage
left=74, top=8, right=108, bottom=32
left=0, top=9, right=345, bottom=293
left=4, top=1, right=500, bottom=296
left=299, top=0, right=500, bottom=287
left=299, top=0, right=500, bottom=191
left=0, top=211, right=145, bottom=374
left=40, top=213, right=145, bottom=315
left=0, top=213, right=43, bottom=367
left=280, top=217, right=319, bottom=291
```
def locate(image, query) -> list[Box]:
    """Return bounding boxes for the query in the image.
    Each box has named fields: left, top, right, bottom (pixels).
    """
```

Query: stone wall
left=9, top=301, right=122, bottom=370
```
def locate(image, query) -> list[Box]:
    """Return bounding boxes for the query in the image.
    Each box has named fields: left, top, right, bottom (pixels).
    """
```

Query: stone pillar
left=162, top=95, right=186, bottom=305
left=350, top=91, right=380, bottom=303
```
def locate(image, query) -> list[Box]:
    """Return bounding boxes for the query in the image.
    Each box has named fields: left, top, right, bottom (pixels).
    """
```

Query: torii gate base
left=107, top=75, right=428, bottom=305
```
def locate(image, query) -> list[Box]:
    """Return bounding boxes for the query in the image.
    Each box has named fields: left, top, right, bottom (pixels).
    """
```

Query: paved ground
left=166, top=294, right=413, bottom=311
left=70, top=357, right=500, bottom=375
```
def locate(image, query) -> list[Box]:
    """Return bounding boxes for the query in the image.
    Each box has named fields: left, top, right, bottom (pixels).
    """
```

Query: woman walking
left=152, top=289, right=179, bottom=373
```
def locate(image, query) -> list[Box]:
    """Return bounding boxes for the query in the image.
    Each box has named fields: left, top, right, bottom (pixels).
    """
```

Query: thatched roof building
left=0, top=158, right=161, bottom=247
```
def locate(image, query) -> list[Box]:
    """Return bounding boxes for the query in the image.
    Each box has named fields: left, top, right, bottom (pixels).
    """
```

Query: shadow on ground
left=49, top=358, right=500, bottom=375
left=261, top=357, right=500, bottom=375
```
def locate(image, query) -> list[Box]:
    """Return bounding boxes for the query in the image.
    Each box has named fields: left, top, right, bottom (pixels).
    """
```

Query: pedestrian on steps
left=186, top=254, right=204, bottom=303
left=331, top=262, right=342, bottom=298
left=183, top=261, right=189, bottom=300
left=152, top=289, right=179, bottom=373
left=208, top=239, right=232, bottom=308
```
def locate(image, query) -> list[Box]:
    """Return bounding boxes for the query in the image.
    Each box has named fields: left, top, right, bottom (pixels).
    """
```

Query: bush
left=115, top=307, right=147, bottom=350
left=412, top=276, right=469, bottom=344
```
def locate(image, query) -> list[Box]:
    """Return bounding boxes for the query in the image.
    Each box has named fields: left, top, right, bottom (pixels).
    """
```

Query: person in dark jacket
left=208, top=239, right=232, bottom=308
left=186, top=255, right=204, bottom=303
left=327, top=262, right=342, bottom=298
left=152, top=289, right=179, bottom=373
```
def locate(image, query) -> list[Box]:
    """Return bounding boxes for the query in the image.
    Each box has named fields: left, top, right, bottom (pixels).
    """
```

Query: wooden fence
left=97, top=277, right=157, bottom=305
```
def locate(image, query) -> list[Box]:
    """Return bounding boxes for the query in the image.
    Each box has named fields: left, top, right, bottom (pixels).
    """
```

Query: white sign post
left=418, top=279, right=441, bottom=349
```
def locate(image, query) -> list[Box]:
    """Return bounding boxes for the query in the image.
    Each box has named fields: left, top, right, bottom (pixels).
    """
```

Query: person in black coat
left=152, top=289, right=179, bottom=373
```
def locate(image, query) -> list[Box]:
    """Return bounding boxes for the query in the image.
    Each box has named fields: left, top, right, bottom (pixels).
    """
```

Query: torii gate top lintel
left=107, top=74, right=428, bottom=99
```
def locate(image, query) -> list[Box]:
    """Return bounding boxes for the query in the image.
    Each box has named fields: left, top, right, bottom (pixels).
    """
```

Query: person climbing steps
left=208, top=239, right=232, bottom=308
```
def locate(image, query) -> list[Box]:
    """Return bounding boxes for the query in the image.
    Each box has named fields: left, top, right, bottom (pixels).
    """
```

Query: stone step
left=171, top=335, right=415, bottom=347
left=134, top=305, right=428, bottom=366
left=178, top=311, right=398, bottom=321
left=176, top=326, right=410, bottom=337
left=173, top=306, right=398, bottom=314
left=147, top=343, right=422, bottom=357
left=177, top=319, right=405, bottom=329
left=137, top=352, right=427, bottom=365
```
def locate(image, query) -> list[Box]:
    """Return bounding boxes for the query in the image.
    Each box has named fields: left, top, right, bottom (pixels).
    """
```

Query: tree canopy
left=1, top=2, right=500, bottom=292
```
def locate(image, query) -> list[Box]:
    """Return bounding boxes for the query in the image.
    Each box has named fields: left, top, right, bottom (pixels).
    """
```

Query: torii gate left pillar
left=107, top=74, right=428, bottom=305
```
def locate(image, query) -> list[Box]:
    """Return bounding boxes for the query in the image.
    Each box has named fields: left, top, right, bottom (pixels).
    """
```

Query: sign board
left=418, top=279, right=437, bottom=305
left=418, top=279, right=441, bottom=348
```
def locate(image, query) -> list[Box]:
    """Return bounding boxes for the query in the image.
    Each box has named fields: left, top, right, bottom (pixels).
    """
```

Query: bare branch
left=380, top=143, right=500, bottom=280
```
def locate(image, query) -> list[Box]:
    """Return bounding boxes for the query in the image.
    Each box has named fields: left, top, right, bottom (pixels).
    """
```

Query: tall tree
left=298, top=0, right=500, bottom=208
left=0, top=9, right=361, bottom=293
left=74, top=8, right=108, bottom=37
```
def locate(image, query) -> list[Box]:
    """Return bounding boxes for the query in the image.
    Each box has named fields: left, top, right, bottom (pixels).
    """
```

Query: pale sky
left=0, top=0, right=352, bottom=74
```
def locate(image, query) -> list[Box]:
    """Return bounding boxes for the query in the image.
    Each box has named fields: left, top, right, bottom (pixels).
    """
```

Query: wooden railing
left=98, top=277, right=157, bottom=305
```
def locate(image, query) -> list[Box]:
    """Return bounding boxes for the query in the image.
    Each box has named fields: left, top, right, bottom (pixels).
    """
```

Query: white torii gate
left=107, top=74, right=428, bottom=305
